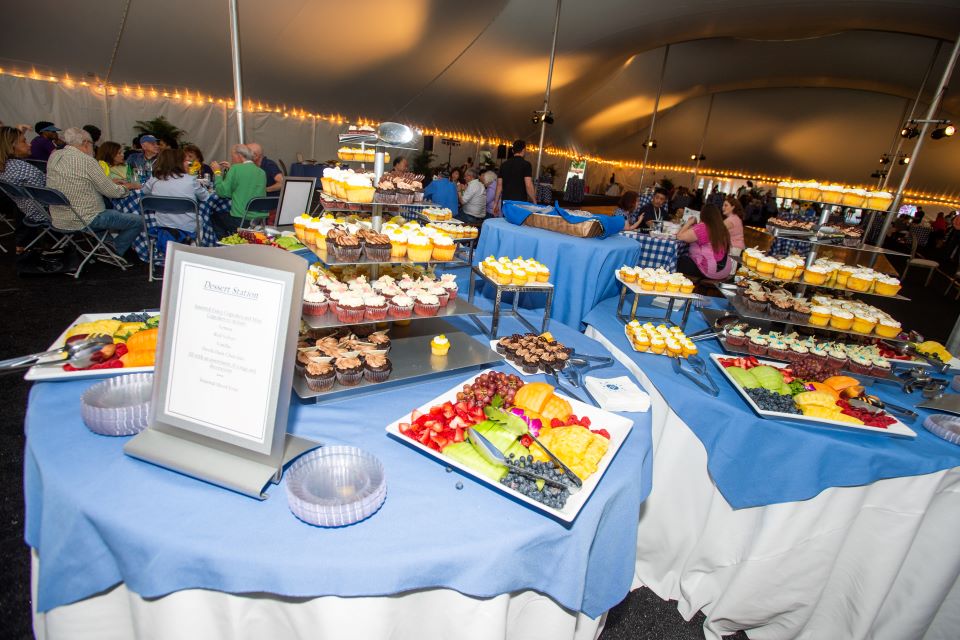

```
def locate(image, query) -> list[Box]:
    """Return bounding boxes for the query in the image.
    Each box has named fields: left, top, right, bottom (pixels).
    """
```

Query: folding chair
left=140, top=195, right=200, bottom=282
left=0, top=180, right=64, bottom=253
left=0, top=180, right=22, bottom=253
left=238, top=196, right=279, bottom=229
left=22, top=185, right=129, bottom=278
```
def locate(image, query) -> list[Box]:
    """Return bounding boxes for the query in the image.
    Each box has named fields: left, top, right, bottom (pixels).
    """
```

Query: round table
left=26, top=311, right=653, bottom=640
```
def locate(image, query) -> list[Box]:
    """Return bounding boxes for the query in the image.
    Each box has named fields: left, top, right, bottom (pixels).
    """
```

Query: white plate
left=709, top=353, right=916, bottom=439
left=615, top=273, right=698, bottom=300
left=24, top=313, right=155, bottom=382
left=385, top=369, right=634, bottom=523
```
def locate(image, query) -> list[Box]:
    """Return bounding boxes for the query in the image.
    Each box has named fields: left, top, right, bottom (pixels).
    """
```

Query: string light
left=0, top=64, right=956, bottom=208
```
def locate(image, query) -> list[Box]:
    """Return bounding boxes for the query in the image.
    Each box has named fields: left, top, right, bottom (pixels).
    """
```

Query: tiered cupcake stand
left=613, top=273, right=701, bottom=330
left=466, top=267, right=554, bottom=338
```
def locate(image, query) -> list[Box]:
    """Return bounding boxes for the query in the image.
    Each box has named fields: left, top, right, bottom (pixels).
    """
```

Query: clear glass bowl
left=922, top=414, right=960, bottom=446
left=80, top=373, right=153, bottom=436
left=285, top=446, right=386, bottom=527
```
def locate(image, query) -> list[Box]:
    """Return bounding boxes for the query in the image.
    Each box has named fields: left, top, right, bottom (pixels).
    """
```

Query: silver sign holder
left=125, top=244, right=318, bottom=499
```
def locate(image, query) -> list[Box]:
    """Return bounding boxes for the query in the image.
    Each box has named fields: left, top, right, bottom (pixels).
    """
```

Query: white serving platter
left=24, top=313, right=156, bottom=382
left=709, top=353, right=916, bottom=439
left=385, top=369, right=634, bottom=523
left=615, top=272, right=699, bottom=300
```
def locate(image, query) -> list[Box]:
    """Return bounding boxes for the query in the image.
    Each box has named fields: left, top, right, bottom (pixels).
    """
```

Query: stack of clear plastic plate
left=922, top=414, right=960, bottom=446
left=285, top=446, right=386, bottom=527
left=80, top=373, right=153, bottom=436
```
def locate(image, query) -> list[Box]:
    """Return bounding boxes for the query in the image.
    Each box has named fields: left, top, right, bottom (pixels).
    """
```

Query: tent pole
left=691, top=93, right=714, bottom=188
left=310, top=117, right=317, bottom=161
left=638, top=44, right=670, bottom=191
left=879, top=34, right=960, bottom=243
left=534, top=0, right=562, bottom=180
left=228, top=0, right=246, bottom=144
left=881, top=40, right=942, bottom=191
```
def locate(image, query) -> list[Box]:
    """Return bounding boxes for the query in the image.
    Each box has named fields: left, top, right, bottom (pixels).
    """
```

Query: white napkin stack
left=584, top=376, right=651, bottom=413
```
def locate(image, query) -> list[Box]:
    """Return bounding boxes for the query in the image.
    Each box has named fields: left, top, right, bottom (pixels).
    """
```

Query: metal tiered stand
left=294, top=123, right=498, bottom=401
left=466, top=268, right=554, bottom=338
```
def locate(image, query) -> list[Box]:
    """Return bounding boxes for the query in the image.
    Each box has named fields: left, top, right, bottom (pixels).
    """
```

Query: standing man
left=422, top=169, right=459, bottom=213
left=458, top=168, right=486, bottom=224
left=209, top=144, right=267, bottom=238
left=494, top=139, right=535, bottom=214
left=248, top=142, right=284, bottom=193
left=914, top=205, right=926, bottom=224
left=637, top=188, right=670, bottom=229
left=46, top=127, right=141, bottom=258
left=126, top=134, right=161, bottom=174
left=30, top=122, right=62, bottom=161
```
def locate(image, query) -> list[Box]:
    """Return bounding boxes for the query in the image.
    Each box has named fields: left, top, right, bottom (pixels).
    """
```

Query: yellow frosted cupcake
left=851, top=313, right=878, bottom=334
left=633, top=333, right=650, bottom=352
left=406, top=234, right=434, bottom=262
left=836, top=265, right=857, bottom=287
left=654, top=276, right=668, bottom=292
left=830, top=309, right=855, bottom=330
left=874, top=275, right=901, bottom=296
left=809, top=305, right=832, bottom=326
left=512, top=268, right=529, bottom=285
left=537, top=266, right=550, bottom=283
left=665, top=339, right=683, bottom=357
left=430, top=334, right=450, bottom=356
left=619, top=267, right=637, bottom=283
left=431, top=235, right=457, bottom=261
left=875, top=317, right=902, bottom=338
left=680, top=278, right=695, bottom=294
left=641, top=276, right=655, bottom=291
left=774, top=259, right=796, bottom=280
left=846, top=271, right=875, bottom=292
left=802, top=264, right=830, bottom=285
left=649, top=336, right=666, bottom=354
left=757, top=256, right=777, bottom=275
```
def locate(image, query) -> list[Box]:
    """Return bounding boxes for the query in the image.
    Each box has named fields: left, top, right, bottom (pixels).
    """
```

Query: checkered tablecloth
left=769, top=237, right=812, bottom=257
left=620, top=231, right=683, bottom=271
left=113, top=190, right=230, bottom=263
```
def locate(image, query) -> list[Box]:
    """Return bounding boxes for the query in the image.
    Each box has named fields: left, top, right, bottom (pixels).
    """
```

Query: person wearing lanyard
left=637, top=188, right=669, bottom=229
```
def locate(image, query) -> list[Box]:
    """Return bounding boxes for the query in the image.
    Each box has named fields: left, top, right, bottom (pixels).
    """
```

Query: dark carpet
left=0, top=241, right=955, bottom=639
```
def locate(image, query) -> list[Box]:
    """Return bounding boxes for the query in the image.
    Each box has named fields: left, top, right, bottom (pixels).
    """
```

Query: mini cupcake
left=809, top=305, right=832, bottom=327
left=809, top=344, right=829, bottom=366
left=440, top=280, right=459, bottom=301
left=388, top=229, right=408, bottom=258
left=745, top=291, right=769, bottom=314
left=334, top=356, right=363, bottom=386
left=414, top=293, right=440, bottom=316
left=851, top=313, right=877, bottom=334
left=296, top=349, right=316, bottom=377
left=757, top=256, right=778, bottom=275
left=363, top=232, right=393, bottom=262
left=725, top=327, right=747, bottom=347
left=406, top=234, right=434, bottom=262
left=769, top=298, right=793, bottom=321
left=389, top=294, right=414, bottom=318
left=875, top=317, right=902, bottom=338
left=369, top=331, right=391, bottom=352
left=767, top=339, right=789, bottom=361
left=874, top=275, right=901, bottom=297
left=827, top=347, right=848, bottom=371
left=870, top=357, right=892, bottom=378
left=335, top=234, right=362, bottom=262
left=430, top=334, right=450, bottom=356
left=790, top=301, right=812, bottom=324
left=830, top=309, right=855, bottom=330
left=650, top=336, right=666, bottom=354
left=363, top=294, right=389, bottom=321
left=428, top=285, right=450, bottom=307
left=848, top=353, right=873, bottom=375
left=303, top=291, right=329, bottom=316
left=802, top=264, right=830, bottom=285
left=305, top=361, right=336, bottom=391
left=846, top=270, right=875, bottom=293
left=335, top=294, right=366, bottom=324
left=787, top=343, right=809, bottom=363
left=363, top=353, right=393, bottom=383
left=774, top=259, right=797, bottom=280
left=748, top=336, right=768, bottom=356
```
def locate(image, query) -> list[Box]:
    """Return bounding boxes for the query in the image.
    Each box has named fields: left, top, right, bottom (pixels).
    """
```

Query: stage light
left=932, top=124, right=955, bottom=139
left=900, top=124, right=920, bottom=138
left=879, top=156, right=891, bottom=164
left=899, top=156, right=910, bottom=165
left=643, top=139, right=657, bottom=149
left=690, top=153, right=705, bottom=161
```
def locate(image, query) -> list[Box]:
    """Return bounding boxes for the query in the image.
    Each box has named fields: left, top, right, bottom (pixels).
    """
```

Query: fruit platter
left=25, top=312, right=160, bottom=381
left=385, top=370, right=633, bottom=522
left=710, top=354, right=916, bottom=438
left=219, top=228, right=305, bottom=251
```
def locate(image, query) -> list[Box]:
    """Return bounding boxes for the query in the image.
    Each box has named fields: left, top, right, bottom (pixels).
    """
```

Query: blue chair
left=140, top=195, right=201, bottom=282
left=239, top=196, right=279, bottom=229
left=0, top=180, right=33, bottom=253
left=22, top=185, right=129, bottom=278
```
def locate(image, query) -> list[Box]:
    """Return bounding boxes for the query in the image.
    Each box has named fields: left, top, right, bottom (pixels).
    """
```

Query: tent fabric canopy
left=2, top=0, right=959, bottom=194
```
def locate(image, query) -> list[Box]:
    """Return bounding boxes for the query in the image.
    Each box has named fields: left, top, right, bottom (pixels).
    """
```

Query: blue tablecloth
left=113, top=190, right=229, bottom=263
left=474, top=218, right=641, bottom=327
left=25, top=310, right=652, bottom=617
left=289, top=163, right=326, bottom=179
left=583, top=295, right=960, bottom=509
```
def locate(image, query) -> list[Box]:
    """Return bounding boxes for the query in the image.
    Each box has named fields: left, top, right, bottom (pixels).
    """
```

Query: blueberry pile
left=113, top=312, right=153, bottom=323
left=746, top=388, right=801, bottom=414
left=500, top=455, right=572, bottom=509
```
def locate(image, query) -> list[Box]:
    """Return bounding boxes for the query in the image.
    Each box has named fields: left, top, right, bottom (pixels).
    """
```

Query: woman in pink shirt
left=676, top=203, right=733, bottom=281
left=722, top=196, right=745, bottom=253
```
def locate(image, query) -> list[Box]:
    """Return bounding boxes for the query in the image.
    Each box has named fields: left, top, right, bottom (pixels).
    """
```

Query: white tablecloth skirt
left=31, top=551, right=604, bottom=640
left=585, top=325, right=960, bottom=640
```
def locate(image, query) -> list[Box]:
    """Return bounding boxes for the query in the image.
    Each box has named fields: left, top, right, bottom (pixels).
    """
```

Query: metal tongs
left=0, top=335, right=114, bottom=374
left=468, top=428, right=582, bottom=492
left=671, top=354, right=720, bottom=396
left=561, top=350, right=615, bottom=407
left=848, top=396, right=918, bottom=422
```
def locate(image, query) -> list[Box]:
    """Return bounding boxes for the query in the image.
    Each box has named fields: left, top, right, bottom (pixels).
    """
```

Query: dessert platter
left=386, top=372, right=633, bottom=522
left=219, top=228, right=306, bottom=252
left=24, top=313, right=159, bottom=381
left=623, top=321, right=698, bottom=358
left=491, top=333, right=573, bottom=376
left=710, top=354, right=917, bottom=438
left=467, top=256, right=555, bottom=338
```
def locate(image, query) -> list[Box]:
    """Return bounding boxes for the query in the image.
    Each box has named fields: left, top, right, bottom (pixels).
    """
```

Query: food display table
left=583, top=295, right=960, bottom=640
left=26, top=311, right=653, bottom=640
left=474, top=218, right=640, bottom=327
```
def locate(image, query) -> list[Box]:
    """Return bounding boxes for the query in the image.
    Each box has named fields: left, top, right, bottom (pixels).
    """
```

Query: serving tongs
left=549, top=370, right=587, bottom=405
left=562, top=351, right=614, bottom=407
left=848, top=396, right=918, bottom=421
left=468, top=428, right=581, bottom=492
left=881, top=337, right=951, bottom=374
left=0, top=335, right=114, bottom=374
left=671, top=355, right=720, bottom=396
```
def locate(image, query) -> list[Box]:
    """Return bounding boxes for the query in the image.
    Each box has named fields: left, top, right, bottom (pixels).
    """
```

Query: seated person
left=637, top=188, right=670, bottom=229
left=248, top=142, right=283, bottom=193
left=46, top=127, right=140, bottom=257
left=722, top=196, right=745, bottom=253
left=209, top=144, right=267, bottom=238
left=183, top=144, right=214, bottom=178
left=675, top=203, right=733, bottom=282
left=95, top=142, right=129, bottom=182
left=142, top=148, right=209, bottom=234
left=615, top=190, right=641, bottom=229
left=0, top=125, right=48, bottom=252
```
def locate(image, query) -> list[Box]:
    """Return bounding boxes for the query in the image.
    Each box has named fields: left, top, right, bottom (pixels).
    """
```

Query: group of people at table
left=613, top=187, right=747, bottom=282
left=0, top=121, right=285, bottom=258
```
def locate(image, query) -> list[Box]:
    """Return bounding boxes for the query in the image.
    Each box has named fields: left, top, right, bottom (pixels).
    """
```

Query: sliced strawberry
left=398, top=422, right=411, bottom=434
left=429, top=405, right=443, bottom=417
left=114, top=343, right=129, bottom=357
left=417, top=430, right=432, bottom=445
left=441, top=402, right=455, bottom=419
left=449, top=415, right=469, bottom=430
left=591, top=428, right=610, bottom=439
left=453, top=427, right=465, bottom=443
left=551, top=418, right=563, bottom=428
left=411, top=409, right=423, bottom=422
left=519, top=434, right=533, bottom=448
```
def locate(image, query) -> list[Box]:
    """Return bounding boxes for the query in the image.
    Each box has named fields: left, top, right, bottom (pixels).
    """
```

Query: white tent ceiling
left=2, top=0, right=959, bottom=194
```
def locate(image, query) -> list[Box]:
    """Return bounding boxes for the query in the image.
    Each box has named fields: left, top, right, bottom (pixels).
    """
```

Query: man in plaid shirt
left=46, top=127, right=142, bottom=257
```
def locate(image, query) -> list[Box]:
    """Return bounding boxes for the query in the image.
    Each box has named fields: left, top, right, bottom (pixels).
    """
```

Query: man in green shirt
left=209, top=144, right=266, bottom=238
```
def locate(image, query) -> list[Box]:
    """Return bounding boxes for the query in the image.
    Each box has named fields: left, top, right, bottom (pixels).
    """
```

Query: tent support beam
left=638, top=44, right=670, bottom=191
left=228, top=0, right=246, bottom=145
left=534, top=0, right=562, bottom=181
left=691, top=93, right=714, bottom=188
left=880, top=34, right=960, bottom=243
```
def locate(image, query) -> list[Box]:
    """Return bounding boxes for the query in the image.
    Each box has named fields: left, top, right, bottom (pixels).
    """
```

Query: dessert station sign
left=125, top=244, right=317, bottom=499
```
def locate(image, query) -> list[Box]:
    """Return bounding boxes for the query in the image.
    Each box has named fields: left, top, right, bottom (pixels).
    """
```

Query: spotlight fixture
left=690, top=153, right=706, bottom=161
left=932, top=124, right=956, bottom=139
left=900, top=124, right=920, bottom=139
left=531, top=110, right=554, bottom=125
left=879, top=155, right=891, bottom=164
left=643, top=139, right=657, bottom=149
left=899, top=156, right=910, bottom=165
left=870, top=170, right=883, bottom=179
